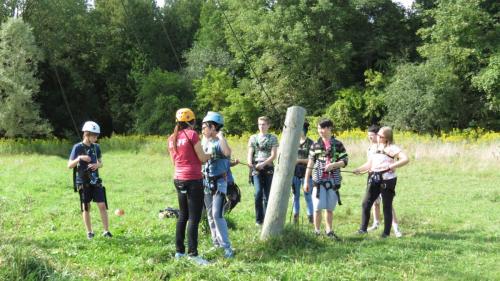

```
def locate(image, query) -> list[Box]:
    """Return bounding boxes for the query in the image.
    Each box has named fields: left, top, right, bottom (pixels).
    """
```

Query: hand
left=353, top=169, right=361, bottom=175
left=232, top=159, right=240, bottom=165
left=79, top=155, right=91, bottom=162
left=303, top=183, right=309, bottom=193
left=255, top=162, right=266, bottom=170
left=325, top=163, right=337, bottom=172
left=87, top=163, right=99, bottom=171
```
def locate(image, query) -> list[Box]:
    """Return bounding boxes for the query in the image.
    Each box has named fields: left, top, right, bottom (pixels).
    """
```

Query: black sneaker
left=356, top=229, right=368, bottom=235
left=326, top=231, right=340, bottom=240
left=87, top=232, right=95, bottom=239
left=103, top=231, right=113, bottom=238
left=308, top=215, right=313, bottom=224
left=380, top=233, right=389, bottom=239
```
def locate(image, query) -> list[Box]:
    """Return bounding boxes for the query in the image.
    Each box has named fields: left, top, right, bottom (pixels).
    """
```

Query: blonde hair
left=258, top=116, right=270, bottom=125
left=379, top=126, right=394, bottom=145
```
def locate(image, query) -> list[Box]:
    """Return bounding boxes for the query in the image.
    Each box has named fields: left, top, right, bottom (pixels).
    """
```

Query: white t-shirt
left=370, top=144, right=401, bottom=180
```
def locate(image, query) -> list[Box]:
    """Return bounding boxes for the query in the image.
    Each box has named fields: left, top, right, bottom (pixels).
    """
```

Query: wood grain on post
left=260, top=106, right=306, bottom=240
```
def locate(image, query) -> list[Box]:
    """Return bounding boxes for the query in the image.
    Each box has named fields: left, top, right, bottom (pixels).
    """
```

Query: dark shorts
left=79, top=184, right=106, bottom=204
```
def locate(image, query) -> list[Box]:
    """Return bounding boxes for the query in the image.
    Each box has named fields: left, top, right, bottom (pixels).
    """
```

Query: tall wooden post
left=261, top=106, right=306, bottom=240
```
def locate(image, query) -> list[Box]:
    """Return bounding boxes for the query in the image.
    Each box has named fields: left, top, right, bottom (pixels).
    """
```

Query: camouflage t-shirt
left=248, top=133, right=279, bottom=163
left=308, top=137, right=348, bottom=185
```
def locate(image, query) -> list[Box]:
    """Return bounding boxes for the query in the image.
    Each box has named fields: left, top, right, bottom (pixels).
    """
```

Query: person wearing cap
left=247, top=116, right=278, bottom=225
left=303, top=119, right=348, bottom=240
left=200, top=111, right=234, bottom=258
left=68, top=121, right=112, bottom=239
left=168, top=108, right=212, bottom=265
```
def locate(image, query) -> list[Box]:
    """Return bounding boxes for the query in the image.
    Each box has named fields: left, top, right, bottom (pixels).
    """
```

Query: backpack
left=223, top=182, right=241, bottom=213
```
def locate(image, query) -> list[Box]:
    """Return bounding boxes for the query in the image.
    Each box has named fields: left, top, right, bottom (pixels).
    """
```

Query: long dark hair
left=170, top=120, right=195, bottom=152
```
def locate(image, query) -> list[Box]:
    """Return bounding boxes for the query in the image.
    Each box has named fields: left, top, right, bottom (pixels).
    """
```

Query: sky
left=154, top=0, right=415, bottom=9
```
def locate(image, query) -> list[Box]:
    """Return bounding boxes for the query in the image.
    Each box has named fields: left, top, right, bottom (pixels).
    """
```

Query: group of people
left=67, top=108, right=409, bottom=266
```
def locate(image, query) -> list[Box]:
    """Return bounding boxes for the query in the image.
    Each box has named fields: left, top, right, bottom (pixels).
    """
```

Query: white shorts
left=312, top=187, right=338, bottom=211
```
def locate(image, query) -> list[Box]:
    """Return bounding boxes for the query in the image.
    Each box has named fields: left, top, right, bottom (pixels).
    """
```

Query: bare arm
left=194, top=141, right=211, bottom=163
left=389, top=151, right=409, bottom=170
left=217, top=132, right=231, bottom=157
left=303, top=158, right=314, bottom=192
left=67, top=155, right=91, bottom=169
left=353, top=159, right=372, bottom=174
left=247, top=146, right=254, bottom=168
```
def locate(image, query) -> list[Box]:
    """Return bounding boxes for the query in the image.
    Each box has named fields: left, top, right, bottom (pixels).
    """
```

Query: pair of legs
left=80, top=184, right=110, bottom=236
left=204, top=179, right=232, bottom=250
left=291, top=176, right=313, bottom=222
left=82, top=202, right=109, bottom=233
left=252, top=171, right=273, bottom=224
left=371, top=199, right=399, bottom=226
left=360, top=178, right=397, bottom=236
left=311, top=186, right=338, bottom=234
left=175, top=179, right=204, bottom=256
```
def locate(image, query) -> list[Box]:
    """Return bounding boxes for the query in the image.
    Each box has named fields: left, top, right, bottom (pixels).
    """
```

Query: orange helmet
left=175, top=108, right=195, bottom=122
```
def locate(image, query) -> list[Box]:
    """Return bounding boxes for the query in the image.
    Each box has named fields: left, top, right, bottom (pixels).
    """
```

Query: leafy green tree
left=327, top=87, right=365, bottom=130
left=223, top=0, right=360, bottom=121
left=183, top=0, right=233, bottom=80
left=0, top=18, right=51, bottom=137
left=193, top=67, right=259, bottom=134
left=135, top=69, right=192, bottom=134
left=416, top=0, right=499, bottom=129
left=383, top=59, right=461, bottom=132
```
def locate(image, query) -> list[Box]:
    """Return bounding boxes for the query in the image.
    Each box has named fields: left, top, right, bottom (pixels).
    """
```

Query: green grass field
left=0, top=137, right=499, bottom=280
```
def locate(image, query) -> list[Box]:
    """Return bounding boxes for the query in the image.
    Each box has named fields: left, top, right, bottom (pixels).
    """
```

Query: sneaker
left=367, top=223, right=379, bottom=232
left=394, top=229, right=403, bottom=238
left=174, top=252, right=185, bottom=259
left=87, top=232, right=95, bottom=239
left=188, top=255, right=210, bottom=266
left=326, top=231, right=340, bottom=240
left=207, top=244, right=222, bottom=253
left=224, top=248, right=234, bottom=258
left=102, top=231, right=113, bottom=238
left=308, top=215, right=313, bottom=224
left=356, top=229, right=368, bottom=235
left=380, top=233, right=390, bottom=238
left=314, top=230, right=321, bottom=236
left=255, top=222, right=263, bottom=226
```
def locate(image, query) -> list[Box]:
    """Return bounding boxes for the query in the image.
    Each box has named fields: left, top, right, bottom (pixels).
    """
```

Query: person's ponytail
left=170, top=121, right=194, bottom=152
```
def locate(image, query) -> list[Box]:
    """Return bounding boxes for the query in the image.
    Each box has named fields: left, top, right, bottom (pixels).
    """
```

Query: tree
left=193, top=67, right=259, bottom=134
left=135, top=69, right=192, bottom=134
left=0, top=18, right=51, bottom=137
left=383, top=59, right=461, bottom=132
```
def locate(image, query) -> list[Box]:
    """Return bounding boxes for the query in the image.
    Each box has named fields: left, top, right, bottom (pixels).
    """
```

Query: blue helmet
left=202, top=111, right=224, bottom=126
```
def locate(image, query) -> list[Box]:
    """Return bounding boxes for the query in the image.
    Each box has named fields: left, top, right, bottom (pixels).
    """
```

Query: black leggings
left=174, top=179, right=204, bottom=256
left=360, top=177, right=397, bottom=235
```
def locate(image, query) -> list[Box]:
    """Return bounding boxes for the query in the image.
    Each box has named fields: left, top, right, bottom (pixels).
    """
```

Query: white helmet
left=82, top=121, right=100, bottom=134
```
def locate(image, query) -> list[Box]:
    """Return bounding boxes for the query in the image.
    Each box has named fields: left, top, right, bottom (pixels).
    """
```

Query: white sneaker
left=394, top=229, right=403, bottom=238
left=367, top=223, right=379, bottom=232
left=224, top=248, right=234, bottom=258
left=174, top=252, right=185, bottom=259
left=188, top=255, right=210, bottom=266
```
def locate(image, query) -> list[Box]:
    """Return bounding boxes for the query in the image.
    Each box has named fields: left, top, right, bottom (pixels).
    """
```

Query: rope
left=52, top=66, right=80, bottom=138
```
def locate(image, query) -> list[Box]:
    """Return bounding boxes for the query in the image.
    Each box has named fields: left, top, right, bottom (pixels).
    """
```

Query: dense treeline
left=0, top=0, right=498, bottom=138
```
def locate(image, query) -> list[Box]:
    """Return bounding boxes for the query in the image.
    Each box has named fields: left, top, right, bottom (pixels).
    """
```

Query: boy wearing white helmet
left=68, top=121, right=112, bottom=239
left=201, top=112, right=234, bottom=258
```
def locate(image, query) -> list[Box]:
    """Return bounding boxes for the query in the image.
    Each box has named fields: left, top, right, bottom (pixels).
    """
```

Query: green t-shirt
left=248, top=133, right=279, bottom=163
